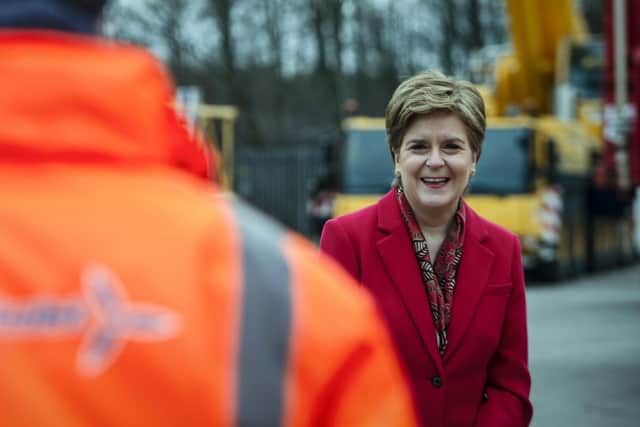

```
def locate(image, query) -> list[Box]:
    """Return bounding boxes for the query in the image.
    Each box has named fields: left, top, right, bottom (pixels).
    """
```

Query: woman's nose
left=425, top=151, right=444, bottom=167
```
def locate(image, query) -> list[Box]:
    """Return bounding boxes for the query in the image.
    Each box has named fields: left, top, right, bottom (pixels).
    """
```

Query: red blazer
left=320, top=190, right=532, bottom=427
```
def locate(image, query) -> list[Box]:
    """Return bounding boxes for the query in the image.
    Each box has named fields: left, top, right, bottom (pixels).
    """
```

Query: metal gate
left=234, top=146, right=330, bottom=237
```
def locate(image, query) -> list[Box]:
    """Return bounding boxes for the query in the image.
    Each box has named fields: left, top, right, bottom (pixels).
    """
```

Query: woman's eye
left=409, top=142, right=427, bottom=151
left=444, top=143, right=461, bottom=150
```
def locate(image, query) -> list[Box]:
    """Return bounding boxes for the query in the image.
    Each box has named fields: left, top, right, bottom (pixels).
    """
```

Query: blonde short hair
left=385, top=70, right=486, bottom=166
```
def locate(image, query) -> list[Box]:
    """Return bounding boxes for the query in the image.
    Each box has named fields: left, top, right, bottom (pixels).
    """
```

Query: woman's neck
left=415, top=206, right=457, bottom=259
left=420, top=222, right=450, bottom=239
left=420, top=220, right=450, bottom=260
left=413, top=202, right=458, bottom=232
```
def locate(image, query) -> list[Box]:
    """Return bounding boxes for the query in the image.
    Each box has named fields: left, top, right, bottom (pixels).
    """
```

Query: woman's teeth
left=421, top=178, right=448, bottom=184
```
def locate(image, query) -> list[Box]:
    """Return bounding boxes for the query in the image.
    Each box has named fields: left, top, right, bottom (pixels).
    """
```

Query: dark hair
left=64, top=0, right=108, bottom=14
left=0, top=0, right=108, bottom=33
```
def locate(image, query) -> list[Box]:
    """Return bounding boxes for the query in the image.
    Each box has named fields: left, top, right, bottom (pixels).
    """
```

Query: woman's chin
left=414, top=197, right=457, bottom=215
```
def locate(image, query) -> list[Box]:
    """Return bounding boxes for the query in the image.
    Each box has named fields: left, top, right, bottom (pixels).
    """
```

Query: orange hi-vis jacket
left=0, top=31, right=419, bottom=427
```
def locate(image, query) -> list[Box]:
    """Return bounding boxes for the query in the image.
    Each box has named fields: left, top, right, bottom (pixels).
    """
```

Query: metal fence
left=234, top=145, right=330, bottom=237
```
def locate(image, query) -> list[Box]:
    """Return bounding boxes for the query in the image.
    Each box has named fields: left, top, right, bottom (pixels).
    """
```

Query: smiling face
left=394, top=112, right=477, bottom=225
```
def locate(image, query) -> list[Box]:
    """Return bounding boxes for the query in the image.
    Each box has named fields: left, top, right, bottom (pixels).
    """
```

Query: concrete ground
left=527, top=264, right=640, bottom=426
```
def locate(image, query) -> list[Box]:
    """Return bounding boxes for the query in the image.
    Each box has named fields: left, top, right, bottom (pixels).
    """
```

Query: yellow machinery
left=464, top=115, right=597, bottom=279
left=332, top=117, right=389, bottom=217
left=333, top=113, right=598, bottom=279
left=197, top=104, right=239, bottom=190
left=469, top=0, right=635, bottom=279
left=493, top=0, right=589, bottom=116
left=330, top=0, right=636, bottom=280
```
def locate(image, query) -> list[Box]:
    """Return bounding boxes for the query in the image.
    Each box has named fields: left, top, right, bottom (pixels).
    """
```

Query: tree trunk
left=263, top=0, right=286, bottom=144
left=207, top=0, right=260, bottom=145
left=438, top=0, right=458, bottom=74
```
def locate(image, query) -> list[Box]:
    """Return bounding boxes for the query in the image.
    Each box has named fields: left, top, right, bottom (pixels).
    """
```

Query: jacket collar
left=0, top=31, right=186, bottom=168
left=377, top=188, right=488, bottom=243
left=375, top=189, right=494, bottom=369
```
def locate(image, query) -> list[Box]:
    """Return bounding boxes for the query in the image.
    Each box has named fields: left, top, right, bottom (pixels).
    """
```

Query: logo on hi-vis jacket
left=0, top=264, right=182, bottom=377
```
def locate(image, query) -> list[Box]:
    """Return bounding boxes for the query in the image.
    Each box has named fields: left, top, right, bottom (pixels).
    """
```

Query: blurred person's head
left=385, top=70, right=486, bottom=221
left=0, top=0, right=108, bottom=34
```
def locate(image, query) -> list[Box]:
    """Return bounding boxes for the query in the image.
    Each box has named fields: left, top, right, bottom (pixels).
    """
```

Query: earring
left=471, top=168, right=476, bottom=176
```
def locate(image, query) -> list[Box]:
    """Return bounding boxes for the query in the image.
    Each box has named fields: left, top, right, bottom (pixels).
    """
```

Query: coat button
left=431, top=375, right=443, bottom=388
left=482, top=392, right=489, bottom=401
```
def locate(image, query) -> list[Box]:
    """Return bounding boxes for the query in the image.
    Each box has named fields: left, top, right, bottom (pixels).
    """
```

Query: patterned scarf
left=396, top=186, right=466, bottom=356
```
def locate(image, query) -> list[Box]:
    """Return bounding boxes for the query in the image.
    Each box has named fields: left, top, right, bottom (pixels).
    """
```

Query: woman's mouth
left=421, top=177, right=449, bottom=188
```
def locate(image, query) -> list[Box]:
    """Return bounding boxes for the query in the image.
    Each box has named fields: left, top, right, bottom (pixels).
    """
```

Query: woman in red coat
left=320, top=70, right=532, bottom=427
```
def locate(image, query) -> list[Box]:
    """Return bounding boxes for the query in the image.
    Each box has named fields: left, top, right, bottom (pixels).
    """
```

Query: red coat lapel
left=375, top=194, right=496, bottom=369
left=375, top=191, right=444, bottom=374
left=444, top=202, right=494, bottom=362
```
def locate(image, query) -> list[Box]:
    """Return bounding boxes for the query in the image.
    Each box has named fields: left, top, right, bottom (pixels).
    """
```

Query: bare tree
left=466, top=0, right=484, bottom=51
left=435, top=0, right=460, bottom=74
left=206, top=0, right=236, bottom=91
left=103, top=0, right=508, bottom=146
left=307, top=0, right=345, bottom=127
left=204, top=0, right=262, bottom=144
left=372, top=6, right=399, bottom=98
left=482, top=0, right=507, bottom=45
left=352, top=0, right=371, bottom=104
left=104, top=0, right=195, bottom=81
left=260, top=0, right=287, bottom=141
left=309, top=0, right=328, bottom=75
left=327, top=0, right=346, bottom=125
